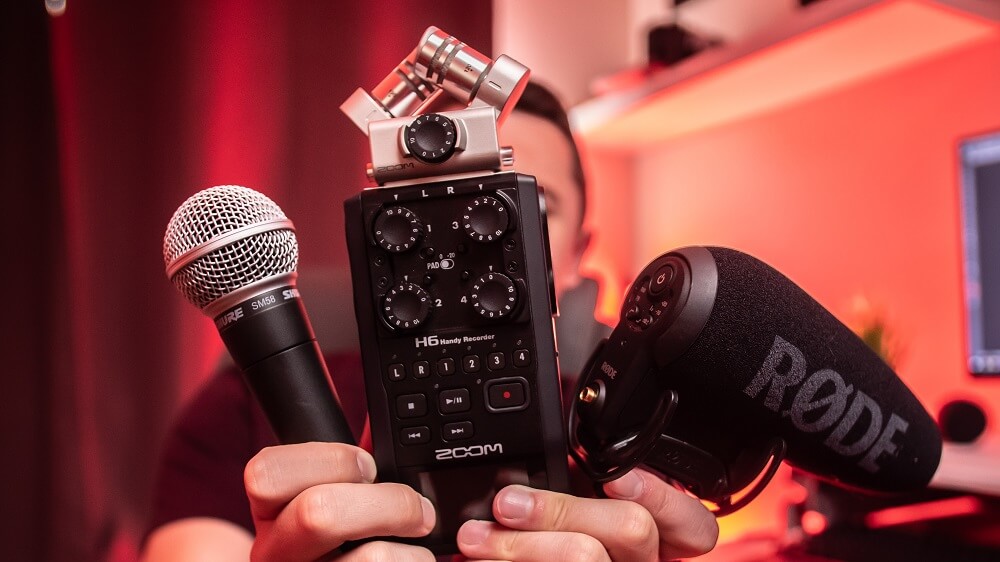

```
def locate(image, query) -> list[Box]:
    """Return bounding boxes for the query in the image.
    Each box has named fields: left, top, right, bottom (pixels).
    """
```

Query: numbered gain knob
left=383, top=282, right=431, bottom=330
left=374, top=206, right=422, bottom=252
left=463, top=196, right=509, bottom=242
left=470, top=273, right=517, bottom=319
left=404, top=113, right=457, bottom=163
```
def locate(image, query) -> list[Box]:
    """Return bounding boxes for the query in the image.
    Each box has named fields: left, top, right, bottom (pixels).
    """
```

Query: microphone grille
left=164, top=185, right=298, bottom=311
left=163, top=185, right=288, bottom=262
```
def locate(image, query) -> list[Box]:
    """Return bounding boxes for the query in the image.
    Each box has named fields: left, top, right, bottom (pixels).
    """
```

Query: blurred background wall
left=2, top=1, right=489, bottom=560
left=497, top=0, right=999, bottom=541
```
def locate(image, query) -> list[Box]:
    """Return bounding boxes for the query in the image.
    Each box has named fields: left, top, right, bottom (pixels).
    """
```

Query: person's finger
left=252, top=482, right=435, bottom=562
left=603, top=468, right=719, bottom=560
left=457, top=520, right=610, bottom=562
left=245, top=442, right=377, bottom=521
left=333, top=540, right=436, bottom=562
left=483, top=485, right=658, bottom=562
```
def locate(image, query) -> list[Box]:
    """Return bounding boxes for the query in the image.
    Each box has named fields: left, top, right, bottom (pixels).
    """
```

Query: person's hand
left=456, top=468, right=718, bottom=561
left=244, top=442, right=437, bottom=562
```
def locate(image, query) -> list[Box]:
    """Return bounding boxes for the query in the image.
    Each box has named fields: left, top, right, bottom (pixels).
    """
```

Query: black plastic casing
left=216, top=286, right=355, bottom=445
left=345, top=171, right=569, bottom=554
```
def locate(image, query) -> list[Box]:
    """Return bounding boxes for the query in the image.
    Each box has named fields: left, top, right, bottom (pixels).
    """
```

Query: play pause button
left=439, top=388, right=471, bottom=414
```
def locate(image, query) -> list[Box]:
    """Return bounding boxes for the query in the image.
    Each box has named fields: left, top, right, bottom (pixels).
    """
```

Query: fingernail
left=458, top=519, right=491, bottom=546
left=356, top=451, right=377, bottom=483
left=605, top=470, right=643, bottom=500
left=420, top=496, right=437, bottom=532
left=497, top=486, right=534, bottom=520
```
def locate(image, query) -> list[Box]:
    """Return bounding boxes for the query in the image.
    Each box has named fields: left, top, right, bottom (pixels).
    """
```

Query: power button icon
left=649, top=264, right=675, bottom=296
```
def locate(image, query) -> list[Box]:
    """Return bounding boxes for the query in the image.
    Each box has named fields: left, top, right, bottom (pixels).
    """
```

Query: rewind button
left=399, top=426, right=430, bottom=445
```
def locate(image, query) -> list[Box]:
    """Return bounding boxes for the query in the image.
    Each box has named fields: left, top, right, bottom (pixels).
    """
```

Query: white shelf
left=572, top=0, right=1000, bottom=148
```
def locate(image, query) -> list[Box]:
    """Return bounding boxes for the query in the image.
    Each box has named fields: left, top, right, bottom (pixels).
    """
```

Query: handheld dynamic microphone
left=163, top=185, right=354, bottom=446
left=570, top=246, right=941, bottom=513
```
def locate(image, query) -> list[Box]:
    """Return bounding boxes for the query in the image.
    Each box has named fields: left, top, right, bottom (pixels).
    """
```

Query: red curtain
left=3, top=2, right=491, bottom=560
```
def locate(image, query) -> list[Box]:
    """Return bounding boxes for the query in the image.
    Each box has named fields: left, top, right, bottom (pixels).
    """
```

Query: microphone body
left=164, top=185, right=354, bottom=446
left=572, top=246, right=941, bottom=503
left=213, top=282, right=354, bottom=444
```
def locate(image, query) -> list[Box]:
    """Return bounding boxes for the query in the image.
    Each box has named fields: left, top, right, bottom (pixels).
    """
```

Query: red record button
left=486, top=378, right=528, bottom=412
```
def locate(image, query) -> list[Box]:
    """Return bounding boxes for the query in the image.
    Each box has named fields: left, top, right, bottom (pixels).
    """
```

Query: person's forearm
left=141, top=518, right=254, bottom=562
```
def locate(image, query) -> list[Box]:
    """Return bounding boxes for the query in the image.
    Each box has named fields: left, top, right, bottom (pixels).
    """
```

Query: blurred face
left=500, top=111, right=589, bottom=299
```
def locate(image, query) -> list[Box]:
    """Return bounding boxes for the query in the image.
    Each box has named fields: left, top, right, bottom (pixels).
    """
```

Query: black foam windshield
left=666, top=247, right=941, bottom=492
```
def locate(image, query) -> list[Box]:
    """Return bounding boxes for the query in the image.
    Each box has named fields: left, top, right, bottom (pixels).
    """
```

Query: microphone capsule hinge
left=500, top=146, right=514, bottom=168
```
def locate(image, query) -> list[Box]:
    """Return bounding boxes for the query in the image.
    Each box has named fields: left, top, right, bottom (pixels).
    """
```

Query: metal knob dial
left=383, top=282, right=431, bottom=330
left=404, top=113, right=457, bottom=163
left=462, top=195, right=509, bottom=243
left=470, top=272, right=517, bottom=319
left=373, top=206, right=422, bottom=253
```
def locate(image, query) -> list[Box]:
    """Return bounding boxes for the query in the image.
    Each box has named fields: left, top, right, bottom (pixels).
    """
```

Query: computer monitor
left=958, top=131, right=1000, bottom=375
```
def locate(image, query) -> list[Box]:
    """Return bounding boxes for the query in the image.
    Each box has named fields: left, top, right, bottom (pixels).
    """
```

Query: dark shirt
left=147, top=353, right=367, bottom=535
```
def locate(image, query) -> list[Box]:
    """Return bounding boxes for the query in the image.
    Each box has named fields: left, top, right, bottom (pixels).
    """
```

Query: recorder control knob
left=373, top=206, right=422, bottom=253
left=383, top=282, right=431, bottom=330
left=470, top=273, right=517, bottom=319
left=404, top=113, right=457, bottom=163
left=463, top=196, right=510, bottom=242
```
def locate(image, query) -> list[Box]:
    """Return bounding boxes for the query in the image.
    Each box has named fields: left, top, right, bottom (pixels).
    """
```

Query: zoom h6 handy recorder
left=340, top=27, right=569, bottom=553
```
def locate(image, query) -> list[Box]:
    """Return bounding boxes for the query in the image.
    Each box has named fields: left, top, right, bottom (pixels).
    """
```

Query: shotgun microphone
left=570, top=246, right=941, bottom=513
left=163, top=184, right=354, bottom=446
